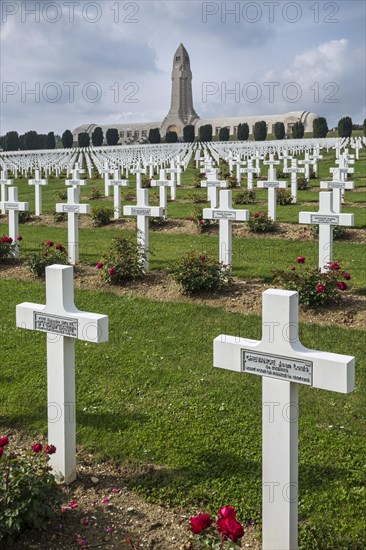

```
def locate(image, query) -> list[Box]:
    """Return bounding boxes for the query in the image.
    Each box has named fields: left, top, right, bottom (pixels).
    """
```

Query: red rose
left=254, top=213, right=260, bottom=218
left=188, top=216, right=194, bottom=221
left=16, top=235, right=23, bottom=241
left=343, top=272, right=351, bottom=280
left=45, top=444, right=56, bottom=455
left=0, top=447, right=3, bottom=458
left=0, top=436, right=9, bottom=447
left=198, top=220, right=203, bottom=225
left=189, top=513, right=212, bottom=534
left=218, top=506, right=236, bottom=518
left=56, top=244, right=64, bottom=251
left=291, top=266, right=296, bottom=271
left=109, top=267, right=116, bottom=276
left=217, top=516, right=245, bottom=543
left=316, top=284, right=325, bottom=293
left=47, top=240, right=54, bottom=247
left=337, top=281, right=347, bottom=291
left=329, top=262, right=340, bottom=270
left=296, top=256, right=305, bottom=264
left=96, top=261, right=103, bottom=270
left=31, top=443, right=43, bottom=453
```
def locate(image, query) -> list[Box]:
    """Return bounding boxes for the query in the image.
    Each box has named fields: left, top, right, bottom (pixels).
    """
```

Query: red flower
left=47, top=240, right=54, bottom=247
left=0, top=447, right=3, bottom=458
left=217, top=516, right=245, bottom=543
left=189, top=513, right=212, bottom=534
left=291, top=266, right=296, bottom=271
left=188, top=216, right=194, bottom=221
left=82, top=519, right=90, bottom=526
left=96, top=261, right=103, bottom=270
left=296, top=256, right=305, bottom=264
left=343, top=272, right=351, bottom=280
left=337, top=281, right=348, bottom=291
left=218, top=506, right=236, bottom=518
left=109, top=267, right=116, bottom=276
left=0, top=436, right=9, bottom=447
left=254, top=213, right=260, bottom=218
left=198, top=220, right=203, bottom=225
left=56, top=244, right=64, bottom=251
left=45, top=444, right=56, bottom=455
left=16, top=235, right=23, bottom=241
left=101, top=497, right=110, bottom=504
left=32, top=443, right=43, bottom=452
left=316, top=284, right=325, bottom=293
left=1, top=236, right=13, bottom=244
left=69, top=499, right=78, bottom=509
left=329, top=262, right=340, bottom=270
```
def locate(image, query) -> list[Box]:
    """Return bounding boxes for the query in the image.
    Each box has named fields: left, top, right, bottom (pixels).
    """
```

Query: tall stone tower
left=161, top=44, right=199, bottom=136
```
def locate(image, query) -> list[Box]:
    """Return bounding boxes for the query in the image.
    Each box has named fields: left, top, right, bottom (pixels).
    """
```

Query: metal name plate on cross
left=213, top=289, right=355, bottom=550
left=16, top=265, right=108, bottom=484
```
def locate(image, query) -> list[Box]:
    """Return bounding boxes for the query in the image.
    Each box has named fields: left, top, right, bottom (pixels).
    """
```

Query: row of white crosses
left=257, top=154, right=287, bottom=220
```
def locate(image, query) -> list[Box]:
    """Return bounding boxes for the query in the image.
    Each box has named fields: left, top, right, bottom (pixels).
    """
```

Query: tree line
left=1, top=117, right=364, bottom=151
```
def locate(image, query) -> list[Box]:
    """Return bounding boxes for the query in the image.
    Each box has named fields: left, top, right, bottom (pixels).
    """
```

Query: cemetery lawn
left=1, top=280, right=365, bottom=549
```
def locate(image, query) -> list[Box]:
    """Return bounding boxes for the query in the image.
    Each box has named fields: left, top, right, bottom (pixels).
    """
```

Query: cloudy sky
left=1, top=0, right=365, bottom=135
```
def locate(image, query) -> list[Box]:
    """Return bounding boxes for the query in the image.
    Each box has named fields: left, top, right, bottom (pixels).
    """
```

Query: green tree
left=78, top=132, right=90, bottom=148
left=237, top=123, right=249, bottom=141
left=219, top=127, right=230, bottom=141
left=46, top=131, right=56, bottom=149
left=183, top=125, right=195, bottom=142
left=24, top=131, right=39, bottom=150
left=0, top=136, right=5, bottom=150
left=363, top=118, right=366, bottom=137
left=253, top=121, right=267, bottom=141
left=337, top=116, right=353, bottom=138
left=91, top=126, right=104, bottom=146
left=148, top=128, right=161, bottom=144
left=62, top=130, right=74, bottom=148
left=19, top=134, right=25, bottom=150
left=292, top=121, right=304, bottom=139
left=38, top=134, right=48, bottom=149
left=313, top=117, right=328, bottom=138
left=5, top=131, right=19, bottom=151
left=199, top=124, right=213, bottom=142
left=165, top=131, right=178, bottom=143
left=274, top=122, right=285, bottom=140
left=106, top=128, right=119, bottom=146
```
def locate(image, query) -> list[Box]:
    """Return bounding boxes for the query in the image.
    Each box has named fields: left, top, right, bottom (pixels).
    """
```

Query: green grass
left=2, top=223, right=365, bottom=289
left=0, top=281, right=365, bottom=549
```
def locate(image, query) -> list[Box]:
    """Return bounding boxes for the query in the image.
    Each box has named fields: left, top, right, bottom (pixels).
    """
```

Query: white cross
left=320, top=169, right=354, bottom=213
left=108, top=169, right=129, bottom=219
left=66, top=168, right=85, bottom=189
left=203, top=190, right=249, bottom=265
left=240, top=159, right=258, bottom=190
left=233, top=157, right=246, bottom=184
left=299, top=192, right=354, bottom=272
left=201, top=170, right=229, bottom=208
left=0, top=186, right=28, bottom=256
left=131, top=163, right=146, bottom=189
left=101, top=161, right=113, bottom=197
left=254, top=151, right=264, bottom=174
left=299, top=152, right=313, bottom=181
left=257, top=172, right=287, bottom=221
left=16, top=264, right=108, bottom=484
left=310, top=150, right=323, bottom=177
left=145, top=156, right=156, bottom=178
left=0, top=170, right=13, bottom=214
left=263, top=154, right=280, bottom=181
left=123, top=188, right=164, bottom=271
left=29, top=169, right=48, bottom=216
left=279, top=150, right=292, bottom=172
left=165, top=161, right=178, bottom=199
left=151, top=169, right=171, bottom=212
left=194, top=149, right=201, bottom=169
left=285, top=159, right=305, bottom=203
left=56, top=187, right=90, bottom=265
left=214, top=288, right=355, bottom=550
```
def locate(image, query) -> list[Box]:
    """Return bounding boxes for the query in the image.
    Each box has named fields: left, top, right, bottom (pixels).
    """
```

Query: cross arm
left=16, top=302, right=108, bottom=343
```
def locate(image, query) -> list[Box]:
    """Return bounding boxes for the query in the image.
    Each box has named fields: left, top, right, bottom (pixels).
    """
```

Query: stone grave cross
left=240, top=159, right=258, bottom=190
left=201, top=169, right=229, bottom=208
left=101, top=161, right=113, bottom=197
left=214, top=288, right=355, bottom=550
left=320, top=168, right=354, bottom=213
left=56, top=187, right=90, bottom=265
left=299, top=152, right=313, bottom=181
left=0, top=186, right=28, bottom=256
left=28, top=169, right=48, bottom=216
left=108, top=169, right=129, bottom=219
left=66, top=168, right=85, bottom=189
left=299, top=192, right=354, bottom=271
left=0, top=170, right=13, bottom=214
left=285, top=159, right=305, bottom=203
left=203, top=189, right=249, bottom=265
left=16, top=264, right=108, bottom=484
left=151, top=168, right=171, bottom=212
left=123, top=188, right=164, bottom=271
left=257, top=165, right=287, bottom=221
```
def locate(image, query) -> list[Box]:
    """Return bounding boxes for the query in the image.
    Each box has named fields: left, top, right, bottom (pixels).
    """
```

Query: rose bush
left=26, top=240, right=68, bottom=277
left=189, top=505, right=245, bottom=548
